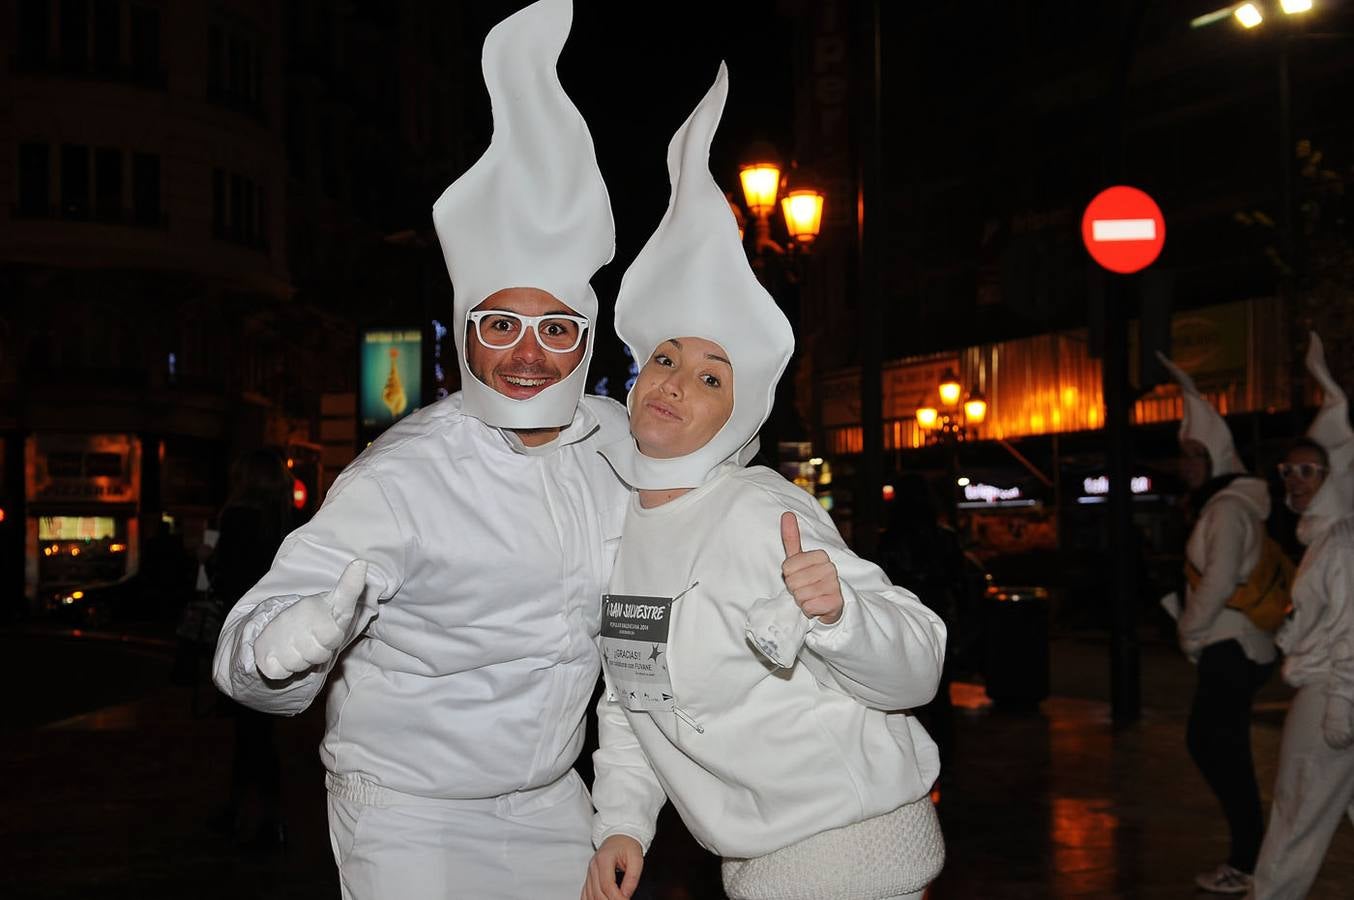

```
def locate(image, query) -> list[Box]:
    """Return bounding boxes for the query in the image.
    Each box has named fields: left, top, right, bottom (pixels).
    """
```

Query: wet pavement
left=4, top=625, right=1353, bottom=898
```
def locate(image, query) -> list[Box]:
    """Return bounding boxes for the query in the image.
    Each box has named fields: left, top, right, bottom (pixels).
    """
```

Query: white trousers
left=326, top=770, right=593, bottom=900
left=1250, top=684, right=1354, bottom=899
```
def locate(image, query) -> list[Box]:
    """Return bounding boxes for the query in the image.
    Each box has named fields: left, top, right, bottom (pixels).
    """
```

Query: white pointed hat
left=431, top=0, right=614, bottom=429
left=1303, top=331, right=1354, bottom=471
left=1297, top=331, right=1354, bottom=532
left=602, top=64, right=793, bottom=489
left=1156, top=351, right=1246, bottom=477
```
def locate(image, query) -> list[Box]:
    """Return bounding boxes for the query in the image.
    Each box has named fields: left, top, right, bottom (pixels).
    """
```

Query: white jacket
left=1181, top=476, right=1276, bottom=664
left=590, top=465, right=946, bottom=859
left=1279, top=513, right=1354, bottom=700
left=213, top=393, right=629, bottom=800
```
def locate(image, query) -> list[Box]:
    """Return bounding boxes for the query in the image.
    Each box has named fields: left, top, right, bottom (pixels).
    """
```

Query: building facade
left=1, top=0, right=464, bottom=617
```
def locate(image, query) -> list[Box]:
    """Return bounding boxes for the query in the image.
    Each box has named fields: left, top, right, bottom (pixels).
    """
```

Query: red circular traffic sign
left=1081, top=185, right=1165, bottom=274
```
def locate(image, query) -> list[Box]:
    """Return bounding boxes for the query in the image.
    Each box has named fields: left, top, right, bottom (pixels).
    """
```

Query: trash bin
left=982, top=584, right=1051, bottom=710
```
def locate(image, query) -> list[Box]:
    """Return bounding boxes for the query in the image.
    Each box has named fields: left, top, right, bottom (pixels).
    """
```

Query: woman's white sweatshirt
left=590, top=465, right=946, bottom=859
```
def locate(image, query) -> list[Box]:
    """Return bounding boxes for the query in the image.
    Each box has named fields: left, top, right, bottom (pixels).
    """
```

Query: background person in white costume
left=211, top=2, right=630, bottom=897
left=581, top=65, right=947, bottom=900
left=1158, top=351, right=1277, bottom=895
left=1250, top=332, right=1354, bottom=899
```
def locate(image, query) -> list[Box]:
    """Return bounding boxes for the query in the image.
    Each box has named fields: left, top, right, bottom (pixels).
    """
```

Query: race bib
left=601, top=593, right=675, bottom=712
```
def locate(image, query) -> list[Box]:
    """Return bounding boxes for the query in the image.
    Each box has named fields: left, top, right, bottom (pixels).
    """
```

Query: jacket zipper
left=673, top=706, right=704, bottom=734
left=670, top=581, right=703, bottom=733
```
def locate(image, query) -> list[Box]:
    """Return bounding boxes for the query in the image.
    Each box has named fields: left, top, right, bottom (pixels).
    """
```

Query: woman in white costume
left=1250, top=333, right=1354, bottom=899
left=1157, top=351, right=1277, bottom=895
left=581, top=66, right=947, bottom=900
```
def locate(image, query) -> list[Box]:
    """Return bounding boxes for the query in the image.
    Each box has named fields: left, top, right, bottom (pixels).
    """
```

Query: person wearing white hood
left=211, top=1, right=630, bottom=897
left=1249, top=332, right=1354, bottom=899
left=581, top=66, right=947, bottom=900
left=1157, top=351, right=1279, bottom=894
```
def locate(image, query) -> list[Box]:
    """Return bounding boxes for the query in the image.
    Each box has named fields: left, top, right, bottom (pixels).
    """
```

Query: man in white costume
left=1158, top=352, right=1277, bottom=895
left=211, top=1, right=629, bottom=896
left=583, top=65, right=946, bottom=900
left=1250, top=332, right=1354, bottom=898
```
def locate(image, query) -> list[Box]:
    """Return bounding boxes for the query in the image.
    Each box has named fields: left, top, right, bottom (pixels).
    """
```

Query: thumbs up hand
left=780, top=512, right=843, bottom=625
left=254, top=560, right=369, bottom=680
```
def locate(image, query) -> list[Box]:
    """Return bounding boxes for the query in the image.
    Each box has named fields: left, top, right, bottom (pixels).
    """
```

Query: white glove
left=253, top=560, right=368, bottom=681
left=1322, top=694, right=1354, bottom=750
left=1178, top=632, right=1203, bottom=665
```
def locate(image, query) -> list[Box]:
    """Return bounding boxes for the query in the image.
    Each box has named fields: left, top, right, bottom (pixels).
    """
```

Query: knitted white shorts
left=720, top=795, right=945, bottom=900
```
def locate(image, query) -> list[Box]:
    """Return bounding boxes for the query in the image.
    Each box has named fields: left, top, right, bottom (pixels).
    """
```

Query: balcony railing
left=206, top=85, right=269, bottom=125
left=211, top=222, right=270, bottom=253
left=11, top=204, right=169, bottom=230
left=10, top=57, right=168, bottom=90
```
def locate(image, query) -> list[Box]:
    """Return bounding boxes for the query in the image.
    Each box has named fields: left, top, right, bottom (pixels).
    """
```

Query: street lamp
left=737, top=142, right=825, bottom=263
left=1190, top=1, right=1314, bottom=30
left=916, top=369, right=986, bottom=527
left=733, top=143, right=825, bottom=480
left=1191, top=0, right=1326, bottom=321
left=916, top=368, right=986, bottom=444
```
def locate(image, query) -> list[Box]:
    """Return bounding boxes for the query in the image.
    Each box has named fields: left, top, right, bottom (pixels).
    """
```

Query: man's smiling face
left=464, top=287, right=589, bottom=402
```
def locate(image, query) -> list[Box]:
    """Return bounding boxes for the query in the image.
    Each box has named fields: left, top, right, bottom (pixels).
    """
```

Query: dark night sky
left=433, top=0, right=1354, bottom=381
left=456, top=0, right=799, bottom=303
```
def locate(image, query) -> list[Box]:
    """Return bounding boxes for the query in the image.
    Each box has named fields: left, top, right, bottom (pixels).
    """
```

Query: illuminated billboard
left=360, top=328, right=423, bottom=430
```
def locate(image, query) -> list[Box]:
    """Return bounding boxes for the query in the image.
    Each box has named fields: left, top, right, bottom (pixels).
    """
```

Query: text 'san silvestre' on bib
left=600, top=594, right=674, bottom=712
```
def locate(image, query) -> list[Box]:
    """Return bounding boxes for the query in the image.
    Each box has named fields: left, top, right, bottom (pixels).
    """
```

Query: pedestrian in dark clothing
left=206, top=448, right=295, bottom=852
left=876, top=472, right=968, bottom=768
left=1159, top=352, right=1277, bottom=895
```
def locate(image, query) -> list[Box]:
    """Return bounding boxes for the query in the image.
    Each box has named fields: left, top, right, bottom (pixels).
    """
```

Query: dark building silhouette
left=0, top=0, right=465, bottom=616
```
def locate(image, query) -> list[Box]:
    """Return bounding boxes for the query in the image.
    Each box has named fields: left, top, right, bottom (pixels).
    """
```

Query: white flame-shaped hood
left=1297, top=331, right=1354, bottom=543
left=1157, top=351, right=1246, bottom=477
left=431, top=0, right=615, bottom=429
left=601, top=64, right=794, bottom=489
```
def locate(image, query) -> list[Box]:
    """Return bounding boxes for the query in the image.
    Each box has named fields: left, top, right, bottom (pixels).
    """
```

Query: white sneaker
left=1195, top=863, right=1253, bottom=894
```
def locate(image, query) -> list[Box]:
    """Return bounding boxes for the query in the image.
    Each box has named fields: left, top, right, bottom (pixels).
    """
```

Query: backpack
left=1185, top=535, right=1295, bottom=633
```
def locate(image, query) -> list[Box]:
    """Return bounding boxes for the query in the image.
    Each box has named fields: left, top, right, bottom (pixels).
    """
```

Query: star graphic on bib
left=649, top=644, right=663, bottom=662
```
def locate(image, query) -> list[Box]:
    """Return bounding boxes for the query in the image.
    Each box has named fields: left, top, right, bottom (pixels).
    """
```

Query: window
left=132, top=152, right=160, bottom=226
left=92, top=0, right=118, bottom=71
left=17, top=0, right=50, bottom=69
left=285, top=102, right=307, bottom=178
left=228, top=35, right=248, bottom=98
left=60, top=0, right=89, bottom=70
left=319, top=118, right=339, bottom=198
left=212, top=167, right=266, bottom=249
left=129, top=5, right=159, bottom=79
left=18, top=143, right=50, bottom=216
left=229, top=173, right=243, bottom=240
left=207, top=25, right=222, bottom=95
left=61, top=144, right=89, bottom=219
left=207, top=23, right=264, bottom=117
left=95, top=147, right=122, bottom=221
left=28, top=0, right=161, bottom=85
left=212, top=169, right=225, bottom=236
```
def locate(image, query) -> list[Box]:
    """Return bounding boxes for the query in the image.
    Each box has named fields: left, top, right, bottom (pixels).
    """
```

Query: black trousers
left=1186, top=639, right=1275, bottom=873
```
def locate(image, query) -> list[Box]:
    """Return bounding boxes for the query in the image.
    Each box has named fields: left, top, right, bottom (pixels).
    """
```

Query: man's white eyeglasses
left=1277, top=462, right=1327, bottom=480
left=467, top=310, right=589, bottom=354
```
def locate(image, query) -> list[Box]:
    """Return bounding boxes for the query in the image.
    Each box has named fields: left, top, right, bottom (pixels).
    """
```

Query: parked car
left=44, top=571, right=144, bottom=628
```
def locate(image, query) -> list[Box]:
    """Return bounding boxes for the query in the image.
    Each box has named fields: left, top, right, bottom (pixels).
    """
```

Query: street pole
left=1104, top=277, right=1140, bottom=726
left=1277, top=31, right=1294, bottom=274
left=946, top=436, right=960, bottom=531
left=855, top=0, right=883, bottom=559
left=1103, top=0, right=1148, bottom=727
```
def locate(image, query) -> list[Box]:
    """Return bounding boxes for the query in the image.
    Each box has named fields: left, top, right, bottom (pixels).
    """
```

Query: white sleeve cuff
left=745, top=588, right=813, bottom=668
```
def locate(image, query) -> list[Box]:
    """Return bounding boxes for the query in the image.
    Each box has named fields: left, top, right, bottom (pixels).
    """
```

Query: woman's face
left=630, top=337, right=735, bottom=460
left=1180, top=439, right=1212, bottom=491
left=1280, top=444, right=1329, bottom=513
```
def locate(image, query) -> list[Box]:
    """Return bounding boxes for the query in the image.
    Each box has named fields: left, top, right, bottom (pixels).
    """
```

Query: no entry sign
left=1081, top=185, right=1165, bottom=274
